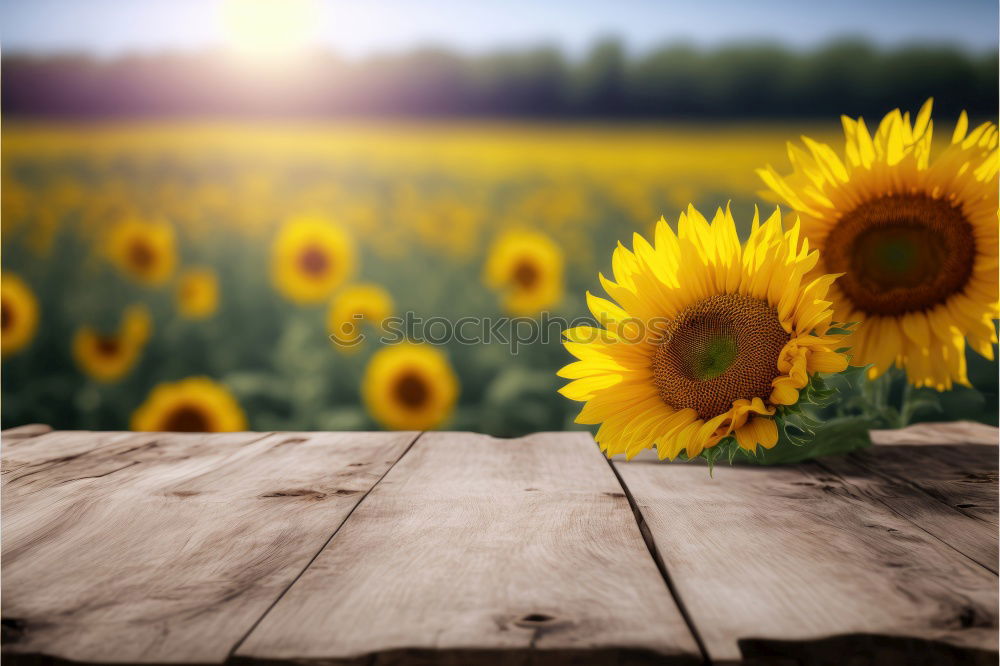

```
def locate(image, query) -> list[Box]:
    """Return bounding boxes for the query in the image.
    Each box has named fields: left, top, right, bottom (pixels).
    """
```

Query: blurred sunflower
left=759, top=100, right=998, bottom=390
left=1, top=273, right=40, bottom=357
left=327, top=283, right=394, bottom=352
left=131, top=376, right=247, bottom=432
left=363, top=343, right=458, bottom=430
left=484, top=230, right=564, bottom=315
left=121, top=303, right=153, bottom=341
left=272, top=216, right=355, bottom=304
left=559, top=205, right=850, bottom=461
left=107, top=219, right=177, bottom=286
left=73, top=304, right=152, bottom=382
left=176, top=267, right=219, bottom=319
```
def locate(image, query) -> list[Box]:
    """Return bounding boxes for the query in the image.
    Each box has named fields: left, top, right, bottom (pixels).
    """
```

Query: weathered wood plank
left=867, top=424, right=998, bottom=529
left=817, top=424, right=998, bottom=572
left=614, top=457, right=999, bottom=666
left=1, top=423, right=53, bottom=443
left=235, top=432, right=702, bottom=665
left=870, top=421, right=999, bottom=447
left=2, top=430, right=127, bottom=462
left=2, top=430, right=143, bottom=482
left=1, top=430, right=418, bottom=665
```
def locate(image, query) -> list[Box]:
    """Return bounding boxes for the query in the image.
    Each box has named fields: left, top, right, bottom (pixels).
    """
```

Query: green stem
left=897, top=374, right=914, bottom=427
left=860, top=368, right=894, bottom=427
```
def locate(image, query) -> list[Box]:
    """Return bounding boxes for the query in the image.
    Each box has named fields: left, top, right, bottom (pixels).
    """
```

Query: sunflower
left=131, top=376, right=247, bottom=432
left=558, top=205, right=850, bottom=461
left=176, top=267, right=219, bottom=319
left=1, top=273, right=40, bottom=357
left=362, top=343, right=459, bottom=430
left=272, top=216, right=355, bottom=304
left=73, top=304, right=152, bottom=382
left=484, top=230, right=564, bottom=315
left=758, top=100, right=998, bottom=390
left=327, top=283, right=394, bottom=352
left=107, top=219, right=177, bottom=286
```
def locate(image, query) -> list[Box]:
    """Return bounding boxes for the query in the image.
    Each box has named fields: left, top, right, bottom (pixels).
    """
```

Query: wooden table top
left=2, top=422, right=997, bottom=666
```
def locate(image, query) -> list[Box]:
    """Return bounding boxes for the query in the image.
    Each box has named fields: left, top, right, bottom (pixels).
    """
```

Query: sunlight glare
left=221, top=0, right=319, bottom=61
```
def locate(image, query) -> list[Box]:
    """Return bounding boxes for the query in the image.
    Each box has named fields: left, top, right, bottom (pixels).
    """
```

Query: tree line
left=3, top=38, right=996, bottom=119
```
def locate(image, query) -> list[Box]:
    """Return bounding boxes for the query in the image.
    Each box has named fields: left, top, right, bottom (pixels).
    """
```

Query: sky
left=1, top=0, right=997, bottom=59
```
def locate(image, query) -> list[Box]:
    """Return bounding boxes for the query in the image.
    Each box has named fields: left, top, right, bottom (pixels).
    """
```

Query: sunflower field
left=2, top=120, right=997, bottom=437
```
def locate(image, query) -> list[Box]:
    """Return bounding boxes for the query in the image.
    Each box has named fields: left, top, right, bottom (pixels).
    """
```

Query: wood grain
left=870, top=421, right=999, bottom=446
left=1, top=430, right=418, bottom=665
left=235, top=431, right=702, bottom=665
left=1, top=423, right=53, bottom=443
left=2, top=430, right=142, bottom=482
left=818, top=426, right=998, bottom=573
left=614, top=456, right=999, bottom=666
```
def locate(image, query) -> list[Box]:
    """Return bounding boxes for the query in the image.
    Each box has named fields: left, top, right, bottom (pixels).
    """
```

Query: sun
left=221, top=0, right=319, bottom=61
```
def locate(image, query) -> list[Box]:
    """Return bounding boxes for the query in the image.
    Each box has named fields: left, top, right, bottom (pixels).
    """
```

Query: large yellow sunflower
left=484, top=230, right=564, bottom=315
left=558, top=205, right=850, bottom=461
left=327, top=283, right=394, bottom=352
left=759, top=100, right=998, bottom=390
left=1, top=273, right=40, bottom=357
left=362, top=343, right=458, bottom=430
left=73, top=304, right=152, bottom=382
left=131, top=377, right=247, bottom=432
left=272, top=216, right=355, bottom=304
left=107, top=219, right=177, bottom=286
left=176, top=267, right=219, bottom=319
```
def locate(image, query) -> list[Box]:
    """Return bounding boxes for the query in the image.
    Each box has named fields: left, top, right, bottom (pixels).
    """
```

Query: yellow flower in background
left=176, top=268, right=219, bottom=319
left=131, top=376, right=247, bottom=432
left=559, top=206, right=850, bottom=461
left=73, top=304, right=152, bottom=382
left=759, top=100, right=999, bottom=390
left=327, top=283, right=394, bottom=352
left=272, top=216, right=355, bottom=304
left=1, top=273, right=40, bottom=357
left=107, top=219, right=177, bottom=286
left=363, top=343, right=458, bottom=430
left=121, top=303, right=153, bottom=341
left=484, top=230, right=564, bottom=315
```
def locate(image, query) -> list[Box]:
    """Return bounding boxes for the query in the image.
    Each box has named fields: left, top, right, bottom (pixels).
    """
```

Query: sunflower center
left=298, top=246, right=330, bottom=278
left=511, top=259, right=540, bottom=290
left=688, top=332, right=740, bottom=381
left=651, top=293, right=789, bottom=420
left=824, top=194, right=975, bottom=316
left=95, top=336, right=122, bottom=357
left=162, top=404, right=211, bottom=432
left=1, top=300, right=13, bottom=332
left=128, top=239, right=156, bottom=271
left=394, top=371, right=429, bottom=409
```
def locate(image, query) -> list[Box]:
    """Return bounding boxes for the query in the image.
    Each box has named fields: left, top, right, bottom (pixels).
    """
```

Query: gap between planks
left=232, top=431, right=702, bottom=665
left=2, top=430, right=422, bottom=665
left=603, top=454, right=712, bottom=666
left=225, top=430, right=425, bottom=660
left=613, top=434, right=998, bottom=665
left=818, top=425, right=998, bottom=574
left=813, top=456, right=998, bottom=574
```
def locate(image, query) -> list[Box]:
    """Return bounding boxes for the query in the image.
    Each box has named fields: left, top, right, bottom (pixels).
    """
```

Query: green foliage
left=695, top=370, right=874, bottom=468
